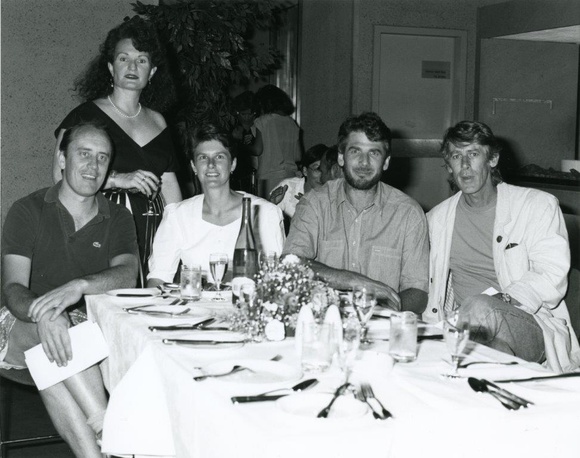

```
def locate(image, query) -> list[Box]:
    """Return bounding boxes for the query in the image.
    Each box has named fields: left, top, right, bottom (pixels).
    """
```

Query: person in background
left=426, top=120, right=580, bottom=372
left=284, top=112, right=429, bottom=313
left=1, top=122, right=139, bottom=457
left=250, top=84, right=302, bottom=197
left=319, top=144, right=344, bottom=183
left=230, top=91, right=257, bottom=192
left=147, top=124, right=285, bottom=286
left=269, top=143, right=328, bottom=220
left=53, top=16, right=182, bottom=283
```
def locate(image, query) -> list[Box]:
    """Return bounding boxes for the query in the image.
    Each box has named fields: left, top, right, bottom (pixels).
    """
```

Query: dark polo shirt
left=1, top=183, right=138, bottom=311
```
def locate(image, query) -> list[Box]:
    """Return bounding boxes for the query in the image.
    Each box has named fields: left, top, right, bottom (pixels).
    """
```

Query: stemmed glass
left=209, top=253, right=228, bottom=301
left=338, top=317, right=361, bottom=383
left=142, top=186, right=160, bottom=217
left=352, top=286, right=377, bottom=346
left=443, top=310, right=470, bottom=377
left=259, top=251, right=279, bottom=272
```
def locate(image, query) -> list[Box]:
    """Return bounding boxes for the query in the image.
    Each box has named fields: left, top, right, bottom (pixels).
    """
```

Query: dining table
left=86, top=290, right=580, bottom=458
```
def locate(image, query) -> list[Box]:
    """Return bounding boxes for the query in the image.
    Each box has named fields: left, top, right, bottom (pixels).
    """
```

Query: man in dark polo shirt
left=0, top=121, right=138, bottom=457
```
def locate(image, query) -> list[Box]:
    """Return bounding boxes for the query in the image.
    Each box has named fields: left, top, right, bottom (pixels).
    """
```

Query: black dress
left=56, top=102, right=179, bottom=281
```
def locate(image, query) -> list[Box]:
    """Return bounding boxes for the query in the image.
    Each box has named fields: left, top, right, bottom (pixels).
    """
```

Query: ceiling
left=495, top=25, right=580, bottom=44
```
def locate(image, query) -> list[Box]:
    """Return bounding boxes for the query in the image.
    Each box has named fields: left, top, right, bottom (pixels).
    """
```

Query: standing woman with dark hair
left=251, top=84, right=302, bottom=197
left=53, top=16, right=182, bottom=282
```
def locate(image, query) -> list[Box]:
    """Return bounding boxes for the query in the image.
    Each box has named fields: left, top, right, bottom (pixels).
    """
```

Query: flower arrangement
left=229, top=254, right=339, bottom=341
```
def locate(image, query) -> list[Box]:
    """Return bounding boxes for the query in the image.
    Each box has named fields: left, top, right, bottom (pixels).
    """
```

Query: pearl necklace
left=108, top=95, right=141, bottom=119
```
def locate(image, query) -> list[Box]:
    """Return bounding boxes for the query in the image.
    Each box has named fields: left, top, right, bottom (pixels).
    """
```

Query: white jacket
left=426, top=183, right=580, bottom=372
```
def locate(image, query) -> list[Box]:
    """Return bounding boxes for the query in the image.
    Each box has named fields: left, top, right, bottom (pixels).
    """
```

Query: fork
left=125, top=306, right=191, bottom=317
left=361, top=383, right=393, bottom=419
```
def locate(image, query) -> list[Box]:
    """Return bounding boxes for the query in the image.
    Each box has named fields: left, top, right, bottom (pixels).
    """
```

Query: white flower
left=263, top=301, right=278, bottom=312
left=281, top=254, right=300, bottom=265
left=265, top=319, right=285, bottom=341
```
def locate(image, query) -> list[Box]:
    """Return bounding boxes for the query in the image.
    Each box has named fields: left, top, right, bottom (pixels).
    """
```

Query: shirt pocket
left=319, top=239, right=344, bottom=267
left=369, top=246, right=401, bottom=283
left=504, top=244, right=530, bottom=282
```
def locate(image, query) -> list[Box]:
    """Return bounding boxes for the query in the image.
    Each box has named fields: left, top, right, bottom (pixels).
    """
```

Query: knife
left=149, top=318, right=215, bottom=332
left=231, top=394, right=286, bottom=403
left=480, top=378, right=533, bottom=407
left=117, top=293, right=155, bottom=297
left=494, top=372, right=580, bottom=384
left=162, top=338, right=243, bottom=346
left=374, top=334, right=443, bottom=342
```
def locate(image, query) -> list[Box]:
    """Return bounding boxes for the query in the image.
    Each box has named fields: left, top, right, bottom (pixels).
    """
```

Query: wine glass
left=352, top=286, right=377, bottom=346
left=338, top=317, right=361, bottom=383
left=443, top=310, right=470, bottom=377
left=142, top=186, right=160, bottom=217
left=209, top=253, right=228, bottom=301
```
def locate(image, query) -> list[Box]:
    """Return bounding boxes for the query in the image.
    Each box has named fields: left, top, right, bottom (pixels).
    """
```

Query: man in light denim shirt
left=283, top=112, right=429, bottom=313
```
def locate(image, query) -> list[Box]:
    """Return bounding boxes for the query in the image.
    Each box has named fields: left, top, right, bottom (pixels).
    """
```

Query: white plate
left=107, top=288, right=161, bottom=298
left=277, top=393, right=368, bottom=419
left=201, top=359, right=301, bottom=384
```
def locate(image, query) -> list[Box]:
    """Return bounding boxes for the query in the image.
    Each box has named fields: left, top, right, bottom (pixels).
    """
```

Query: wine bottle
left=232, top=197, right=258, bottom=305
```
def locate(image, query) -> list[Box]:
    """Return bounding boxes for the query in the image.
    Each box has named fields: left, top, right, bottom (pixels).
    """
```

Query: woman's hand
left=109, top=169, right=160, bottom=196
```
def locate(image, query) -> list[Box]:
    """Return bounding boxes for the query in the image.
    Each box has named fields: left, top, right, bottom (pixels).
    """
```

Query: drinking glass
left=259, top=250, right=279, bottom=272
left=389, top=311, right=418, bottom=363
left=180, top=264, right=201, bottom=301
left=209, top=253, right=228, bottom=301
left=352, top=286, right=377, bottom=345
left=300, top=323, right=334, bottom=373
left=443, top=310, right=470, bottom=376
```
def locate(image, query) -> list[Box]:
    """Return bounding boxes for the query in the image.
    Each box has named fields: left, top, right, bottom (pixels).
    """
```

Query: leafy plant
left=132, top=0, right=283, bottom=130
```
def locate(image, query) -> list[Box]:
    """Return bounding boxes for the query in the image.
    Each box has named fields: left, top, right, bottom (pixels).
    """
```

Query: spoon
left=230, top=379, right=319, bottom=403
left=468, top=377, right=522, bottom=410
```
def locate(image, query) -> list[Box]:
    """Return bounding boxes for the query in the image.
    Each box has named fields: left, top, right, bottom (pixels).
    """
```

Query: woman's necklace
left=108, top=95, right=141, bottom=119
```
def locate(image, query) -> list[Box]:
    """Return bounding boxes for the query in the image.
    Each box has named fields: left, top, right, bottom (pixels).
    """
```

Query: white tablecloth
left=87, top=294, right=580, bottom=458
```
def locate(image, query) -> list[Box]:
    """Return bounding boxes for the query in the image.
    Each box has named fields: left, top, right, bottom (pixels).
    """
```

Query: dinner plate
left=201, top=359, right=301, bottom=384
left=107, top=288, right=161, bottom=298
left=277, top=393, right=368, bottom=419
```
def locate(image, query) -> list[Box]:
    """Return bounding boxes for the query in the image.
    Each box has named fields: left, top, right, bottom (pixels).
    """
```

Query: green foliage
left=132, top=0, right=282, bottom=130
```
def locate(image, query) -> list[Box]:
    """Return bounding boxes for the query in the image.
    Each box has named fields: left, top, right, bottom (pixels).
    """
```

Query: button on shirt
left=283, top=179, right=429, bottom=293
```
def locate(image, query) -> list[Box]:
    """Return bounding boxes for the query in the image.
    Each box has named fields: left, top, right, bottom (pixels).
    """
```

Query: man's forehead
left=449, top=142, right=486, bottom=154
left=345, top=131, right=384, bottom=148
left=71, top=127, right=112, bottom=154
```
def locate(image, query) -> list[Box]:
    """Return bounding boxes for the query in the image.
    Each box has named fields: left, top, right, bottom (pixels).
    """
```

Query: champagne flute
left=443, top=310, right=470, bottom=377
left=209, top=253, right=228, bottom=301
left=338, top=317, right=361, bottom=383
left=259, top=250, right=279, bottom=272
left=352, top=286, right=377, bottom=345
left=142, top=183, right=160, bottom=217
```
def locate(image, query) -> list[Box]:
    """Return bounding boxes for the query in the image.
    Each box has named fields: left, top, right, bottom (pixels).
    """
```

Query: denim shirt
left=284, top=179, right=429, bottom=293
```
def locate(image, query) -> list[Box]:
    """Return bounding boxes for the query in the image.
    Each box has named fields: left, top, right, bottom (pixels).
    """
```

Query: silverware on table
left=317, top=383, right=350, bottom=418
left=231, top=379, right=319, bottom=404
left=164, top=339, right=243, bottom=347
left=360, top=382, right=393, bottom=419
left=193, top=364, right=253, bottom=381
left=149, top=318, right=215, bottom=332
left=125, top=306, right=191, bottom=317
left=468, top=378, right=522, bottom=410
left=459, top=361, right=519, bottom=369
left=494, top=372, right=580, bottom=383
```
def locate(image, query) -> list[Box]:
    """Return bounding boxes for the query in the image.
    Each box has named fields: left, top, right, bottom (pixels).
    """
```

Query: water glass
left=180, top=264, right=201, bottom=301
left=259, top=250, right=279, bottom=272
left=300, top=323, right=334, bottom=373
left=388, top=311, right=418, bottom=362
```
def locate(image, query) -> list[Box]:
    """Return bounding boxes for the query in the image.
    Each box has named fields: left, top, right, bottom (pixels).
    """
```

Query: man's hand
left=28, top=279, right=87, bottom=322
left=375, top=283, right=402, bottom=311
left=269, top=185, right=288, bottom=205
left=37, top=313, right=72, bottom=366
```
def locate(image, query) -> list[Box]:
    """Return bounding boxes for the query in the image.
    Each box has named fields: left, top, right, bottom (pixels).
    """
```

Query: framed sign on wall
left=372, top=26, right=467, bottom=157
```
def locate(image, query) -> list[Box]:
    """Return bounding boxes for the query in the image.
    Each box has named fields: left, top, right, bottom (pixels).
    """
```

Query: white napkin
left=323, top=305, right=343, bottom=345
left=294, top=304, right=315, bottom=353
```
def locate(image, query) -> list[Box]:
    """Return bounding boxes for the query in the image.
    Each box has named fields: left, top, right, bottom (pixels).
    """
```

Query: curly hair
left=73, top=16, right=176, bottom=113
left=440, top=120, right=503, bottom=186
left=255, top=85, right=295, bottom=116
left=337, top=112, right=391, bottom=155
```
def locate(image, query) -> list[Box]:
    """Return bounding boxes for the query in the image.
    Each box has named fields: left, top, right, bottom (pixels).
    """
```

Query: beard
left=343, top=166, right=382, bottom=190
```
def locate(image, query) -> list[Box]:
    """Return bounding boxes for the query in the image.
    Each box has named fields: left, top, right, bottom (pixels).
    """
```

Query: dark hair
left=73, top=16, right=176, bottom=112
left=440, top=120, right=503, bottom=186
left=255, top=85, right=295, bottom=116
left=188, top=123, right=236, bottom=161
left=323, top=144, right=340, bottom=167
left=301, top=144, right=328, bottom=169
left=60, top=121, right=113, bottom=158
left=232, top=91, right=255, bottom=113
left=337, top=112, right=391, bottom=155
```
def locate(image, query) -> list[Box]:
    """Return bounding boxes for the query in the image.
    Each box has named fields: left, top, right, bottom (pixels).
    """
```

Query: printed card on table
left=24, top=321, right=109, bottom=390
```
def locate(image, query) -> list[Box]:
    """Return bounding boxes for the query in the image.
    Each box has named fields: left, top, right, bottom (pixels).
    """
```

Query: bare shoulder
left=142, top=107, right=167, bottom=130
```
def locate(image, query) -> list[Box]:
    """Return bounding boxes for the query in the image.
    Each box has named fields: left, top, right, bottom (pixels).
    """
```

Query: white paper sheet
left=24, top=321, right=109, bottom=390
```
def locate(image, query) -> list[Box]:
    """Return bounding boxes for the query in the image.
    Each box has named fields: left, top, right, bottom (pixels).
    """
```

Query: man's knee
left=461, top=294, right=499, bottom=324
left=4, top=319, right=40, bottom=366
